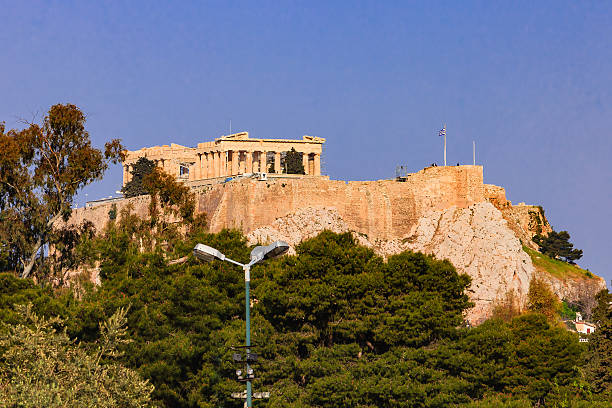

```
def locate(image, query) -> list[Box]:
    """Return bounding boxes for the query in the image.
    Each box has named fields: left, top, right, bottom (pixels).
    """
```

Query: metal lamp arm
left=224, top=257, right=246, bottom=268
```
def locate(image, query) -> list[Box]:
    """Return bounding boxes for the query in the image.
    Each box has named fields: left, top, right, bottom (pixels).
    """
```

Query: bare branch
left=168, top=256, right=189, bottom=265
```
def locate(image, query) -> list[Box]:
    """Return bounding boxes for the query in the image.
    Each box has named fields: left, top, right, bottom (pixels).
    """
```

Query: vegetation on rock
left=523, top=245, right=592, bottom=279
left=526, top=277, right=561, bottom=322
left=533, top=230, right=583, bottom=263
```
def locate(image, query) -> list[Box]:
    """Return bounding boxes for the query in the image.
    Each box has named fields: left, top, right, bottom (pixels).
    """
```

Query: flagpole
left=444, top=124, right=447, bottom=166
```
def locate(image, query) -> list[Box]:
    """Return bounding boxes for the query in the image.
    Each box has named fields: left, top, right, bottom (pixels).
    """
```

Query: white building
left=575, top=312, right=596, bottom=335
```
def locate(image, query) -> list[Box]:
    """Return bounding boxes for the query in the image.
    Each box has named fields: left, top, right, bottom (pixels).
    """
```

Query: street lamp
left=193, top=240, right=289, bottom=407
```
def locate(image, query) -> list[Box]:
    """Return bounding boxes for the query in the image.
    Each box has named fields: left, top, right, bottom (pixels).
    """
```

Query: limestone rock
left=397, top=202, right=534, bottom=323
left=247, top=206, right=351, bottom=255
left=247, top=203, right=535, bottom=323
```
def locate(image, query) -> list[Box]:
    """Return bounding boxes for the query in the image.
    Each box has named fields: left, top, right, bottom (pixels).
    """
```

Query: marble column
left=220, top=151, right=227, bottom=177
left=201, top=153, right=208, bottom=178
left=207, top=153, right=212, bottom=178
left=212, top=152, right=219, bottom=177
left=314, top=153, right=321, bottom=176
left=274, top=152, right=281, bottom=174
left=231, top=150, right=239, bottom=175
left=195, top=154, right=201, bottom=180
left=246, top=151, right=253, bottom=173
left=302, top=153, right=309, bottom=175
left=239, top=152, right=246, bottom=174
left=204, top=154, right=209, bottom=179
left=260, top=151, right=267, bottom=173
left=252, top=152, right=259, bottom=173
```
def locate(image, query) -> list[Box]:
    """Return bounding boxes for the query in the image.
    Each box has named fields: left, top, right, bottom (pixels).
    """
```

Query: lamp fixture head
left=193, top=244, right=226, bottom=262
left=250, top=240, right=290, bottom=264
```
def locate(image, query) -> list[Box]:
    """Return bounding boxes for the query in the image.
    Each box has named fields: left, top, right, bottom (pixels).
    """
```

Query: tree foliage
left=585, top=289, right=612, bottom=397
left=0, top=104, right=123, bottom=278
left=526, top=277, right=561, bottom=322
left=491, top=289, right=523, bottom=322
left=533, top=230, right=583, bottom=263
left=0, top=304, right=153, bottom=407
left=0, top=229, right=608, bottom=407
left=121, top=157, right=157, bottom=198
left=143, top=167, right=196, bottom=226
left=285, top=148, right=305, bottom=175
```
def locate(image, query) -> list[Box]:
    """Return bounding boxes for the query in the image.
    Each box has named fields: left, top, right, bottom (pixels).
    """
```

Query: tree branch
left=168, top=256, right=188, bottom=265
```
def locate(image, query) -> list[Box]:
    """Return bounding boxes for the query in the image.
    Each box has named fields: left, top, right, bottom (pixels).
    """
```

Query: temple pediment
left=218, top=132, right=249, bottom=140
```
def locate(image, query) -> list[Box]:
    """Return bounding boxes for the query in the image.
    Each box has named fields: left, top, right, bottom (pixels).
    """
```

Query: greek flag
left=439, top=126, right=446, bottom=137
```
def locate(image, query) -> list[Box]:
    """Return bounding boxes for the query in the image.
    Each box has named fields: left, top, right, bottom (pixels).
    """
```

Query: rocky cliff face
left=247, top=203, right=604, bottom=323
left=247, top=203, right=534, bottom=323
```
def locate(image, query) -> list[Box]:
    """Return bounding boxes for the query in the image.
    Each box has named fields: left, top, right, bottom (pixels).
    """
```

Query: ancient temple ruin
left=122, top=132, right=325, bottom=186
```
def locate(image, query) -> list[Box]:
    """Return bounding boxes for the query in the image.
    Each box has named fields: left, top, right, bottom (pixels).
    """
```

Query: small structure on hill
left=575, top=312, right=596, bottom=335
left=122, top=132, right=325, bottom=186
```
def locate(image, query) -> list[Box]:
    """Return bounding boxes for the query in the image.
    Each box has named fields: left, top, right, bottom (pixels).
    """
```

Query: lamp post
left=193, top=240, right=289, bottom=408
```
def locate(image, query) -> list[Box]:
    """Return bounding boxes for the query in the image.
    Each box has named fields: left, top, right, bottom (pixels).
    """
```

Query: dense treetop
left=0, top=223, right=610, bottom=407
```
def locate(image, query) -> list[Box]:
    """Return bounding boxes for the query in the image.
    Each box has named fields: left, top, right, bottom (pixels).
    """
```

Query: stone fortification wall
left=484, top=184, right=509, bottom=208
left=67, top=195, right=152, bottom=232
left=484, top=183, right=552, bottom=249
left=67, top=165, right=485, bottom=240
left=202, top=165, right=485, bottom=240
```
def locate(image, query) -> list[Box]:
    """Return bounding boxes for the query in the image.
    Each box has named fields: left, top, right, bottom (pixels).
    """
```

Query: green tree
left=434, top=313, right=585, bottom=405
left=0, top=105, right=123, bottom=278
left=0, top=272, right=68, bottom=325
left=0, top=304, right=154, bottom=408
left=121, top=157, right=156, bottom=198
left=526, top=276, right=560, bottom=322
left=284, top=148, right=305, bottom=174
left=585, top=289, right=612, bottom=396
left=4, top=228, right=608, bottom=407
left=63, top=228, right=247, bottom=407
left=143, top=167, right=196, bottom=226
left=255, top=232, right=473, bottom=407
left=533, top=230, right=583, bottom=263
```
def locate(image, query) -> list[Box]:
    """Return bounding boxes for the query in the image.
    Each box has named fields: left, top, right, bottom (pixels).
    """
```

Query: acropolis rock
left=66, top=149, right=605, bottom=322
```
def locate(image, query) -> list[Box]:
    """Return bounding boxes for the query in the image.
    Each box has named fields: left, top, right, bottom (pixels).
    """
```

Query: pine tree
left=585, top=289, right=612, bottom=396
left=533, top=230, right=583, bottom=263
left=285, top=148, right=305, bottom=174
left=121, top=157, right=156, bottom=198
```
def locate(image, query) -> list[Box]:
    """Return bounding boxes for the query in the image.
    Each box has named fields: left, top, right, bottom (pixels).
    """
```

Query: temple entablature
left=122, top=132, right=325, bottom=186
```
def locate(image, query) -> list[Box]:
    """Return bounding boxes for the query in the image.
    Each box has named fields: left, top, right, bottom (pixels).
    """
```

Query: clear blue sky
left=1, top=1, right=610, bottom=285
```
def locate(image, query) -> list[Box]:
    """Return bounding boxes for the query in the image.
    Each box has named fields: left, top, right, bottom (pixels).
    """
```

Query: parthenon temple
left=122, top=132, right=325, bottom=186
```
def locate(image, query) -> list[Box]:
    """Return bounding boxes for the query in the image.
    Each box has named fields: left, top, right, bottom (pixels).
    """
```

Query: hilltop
left=66, top=165, right=605, bottom=323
